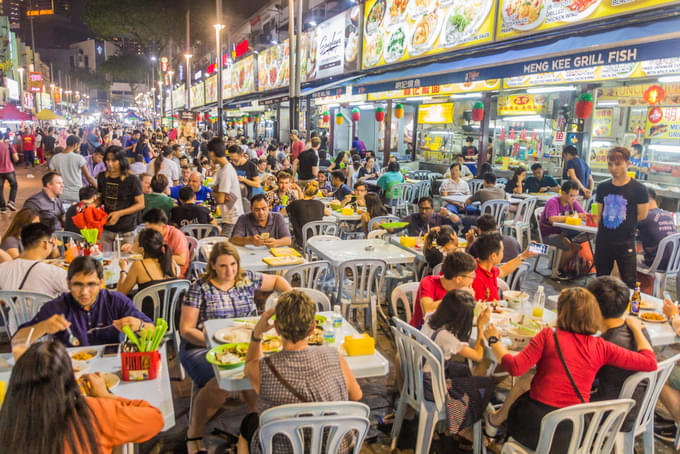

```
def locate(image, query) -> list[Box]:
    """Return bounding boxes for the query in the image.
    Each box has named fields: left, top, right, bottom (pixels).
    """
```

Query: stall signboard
left=41, top=92, right=51, bottom=109
left=316, top=13, right=345, bottom=79
left=496, top=0, right=678, bottom=41
left=592, top=108, right=613, bottom=137
left=222, top=68, right=232, bottom=100
left=257, top=38, right=294, bottom=91
left=28, top=72, right=42, bottom=93
left=597, top=83, right=680, bottom=107
left=190, top=82, right=205, bottom=108
left=54, top=88, right=61, bottom=105
left=367, top=79, right=500, bottom=100
left=231, top=55, right=255, bottom=97
left=173, top=84, right=185, bottom=110
left=23, top=92, right=33, bottom=109
left=628, top=108, right=646, bottom=134
left=362, top=0, right=495, bottom=69
left=205, top=75, right=218, bottom=104
left=5, top=78, right=19, bottom=101
left=497, top=94, right=545, bottom=115
left=553, top=130, right=566, bottom=146
left=645, top=107, right=680, bottom=139
left=417, top=102, right=454, bottom=124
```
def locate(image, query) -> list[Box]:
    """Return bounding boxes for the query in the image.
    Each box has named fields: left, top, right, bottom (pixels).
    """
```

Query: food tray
left=262, top=255, right=304, bottom=266
left=206, top=343, right=248, bottom=369
left=269, top=247, right=301, bottom=257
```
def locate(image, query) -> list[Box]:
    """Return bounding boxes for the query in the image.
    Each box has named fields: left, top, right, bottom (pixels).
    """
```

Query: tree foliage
left=98, top=55, right=152, bottom=89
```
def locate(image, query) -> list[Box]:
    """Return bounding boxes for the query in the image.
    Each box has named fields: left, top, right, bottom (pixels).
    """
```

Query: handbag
left=553, top=328, right=585, bottom=403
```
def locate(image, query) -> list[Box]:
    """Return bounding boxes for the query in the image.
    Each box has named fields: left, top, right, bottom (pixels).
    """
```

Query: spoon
left=66, top=326, right=80, bottom=346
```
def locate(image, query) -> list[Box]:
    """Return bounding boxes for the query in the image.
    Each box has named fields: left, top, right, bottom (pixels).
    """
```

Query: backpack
left=563, top=241, right=595, bottom=276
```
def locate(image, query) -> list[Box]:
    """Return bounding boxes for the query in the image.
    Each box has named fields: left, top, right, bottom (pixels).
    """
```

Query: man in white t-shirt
left=49, top=135, right=97, bottom=206
left=0, top=223, right=68, bottom=298
left=208, top=137, right=243, bottom=237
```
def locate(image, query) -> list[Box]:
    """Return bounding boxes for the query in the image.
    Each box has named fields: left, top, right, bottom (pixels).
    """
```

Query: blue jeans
left=24, top=150, right=35, bottom=167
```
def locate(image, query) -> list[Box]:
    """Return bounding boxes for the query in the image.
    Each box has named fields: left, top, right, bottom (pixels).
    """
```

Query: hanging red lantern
left=499, top=128, right=505, bottom=141
left=394, top=103, right=404, bottom=119
left=322, top=111, right=330, bottom=122
left=531, top=131, right=538, bottom=142
left=574, top=93, right=594, bottom=119
left=196, top=115, right=201, bottom=122
left=248, top=115, right=253, bottom=123
left=643, top=85, right=666, bottom=105
left=520, top=128, right=527, bottom=141
left=470, top=101, right=485, bottom=122
left=375, top=106, right=385, bottom=122
left=351, top=107, right=360, bottom=122
left=335, top=112, right=344, bottom=125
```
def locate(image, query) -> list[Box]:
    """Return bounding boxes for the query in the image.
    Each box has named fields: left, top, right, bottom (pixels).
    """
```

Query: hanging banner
left=497, top=94, right=545, bottom=115
left=646, top=107, right=680, bottom=139
left=497, top=0, right=677, bottom=41
left=190, top=82, right=205, bottom=108
left=367, top=79, right=500, bottom=100
left=5, top=78, right=19, bottom=101
left=362, top=0, right=495, bottom=69
left=592, top=108, right=613, bottom=137
left=317, top=14, right=345, bottom=79
left=173, top=84, right=185, bottom=110
left=417, top=103, right=454, bottom=124
left=28, top=72, right=42, bottom=93
left=231, top=55, right=255, bottom=97
left=54, top=88, right=61, bottom=105
left=23, top=92, right=33, bottom=109
left=205, top=75, right=217, bottom=104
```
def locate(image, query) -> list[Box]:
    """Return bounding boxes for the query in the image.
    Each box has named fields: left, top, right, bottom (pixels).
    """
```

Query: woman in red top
left=483, top=288, right=656, bottom=452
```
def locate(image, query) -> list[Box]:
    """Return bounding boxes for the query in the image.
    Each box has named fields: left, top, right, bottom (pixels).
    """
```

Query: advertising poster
left=497, top=0, right=678, bottom=41
left=231, top=55, right=255, bottom=97
left=646, top=107, right=680, bottom=139
left=592, top=108, right=613, bottom=137
left=173, top=84, right=185, bottom=110
left=497, top=94, right=545, bottom=115
left=190, top=82, right=205, bottom=108
left=5, top=78, right=19, bottom=101
left=316, top=13, right=345, bottom=79
left=362, top=0, right=495, bottom=69
left=417, top=102, right=454, bottom=123
left=205, top=76, right=217, bottom=104
left=222, top=68, right=232, bottom=101
left=257, top=39, right=293, bottom=91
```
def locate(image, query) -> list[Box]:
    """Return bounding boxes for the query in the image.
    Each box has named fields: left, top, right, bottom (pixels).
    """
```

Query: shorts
left=544, top=234, right=569, bottom=251
left=178, top=339, right=214, bottom=388
left=668, top=365, right=680, bottom=391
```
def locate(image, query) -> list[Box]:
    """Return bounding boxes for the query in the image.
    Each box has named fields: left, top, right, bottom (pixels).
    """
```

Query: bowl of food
left=640, top=312, right=668, bottom=323
left=504, top=290, right=529, bottom=310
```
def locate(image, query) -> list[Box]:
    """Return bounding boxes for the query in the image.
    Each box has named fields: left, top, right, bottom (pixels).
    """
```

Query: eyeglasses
left=418, top=205, right=433, bottom=211
left=70, top=282, right=101, bottom=291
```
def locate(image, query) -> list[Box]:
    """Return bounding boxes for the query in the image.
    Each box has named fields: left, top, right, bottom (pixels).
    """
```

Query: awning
left=354, top=16, right=680, bottom=95
left=36, top=108, right=63, bottom=121
left=0, top=103, right=33, bottom=121
left=301, top=75, right=361, bottom=98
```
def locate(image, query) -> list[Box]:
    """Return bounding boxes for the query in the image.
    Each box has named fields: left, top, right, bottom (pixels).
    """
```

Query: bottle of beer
left=629, top=282, right=641, bottom=316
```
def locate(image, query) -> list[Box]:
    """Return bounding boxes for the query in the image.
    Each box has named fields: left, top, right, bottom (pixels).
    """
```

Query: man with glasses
left=594, top=147, right=649, bottom=288
left=401, top=196, right=460, bottom=236
left=409, top=251, right=478, bottom=328
left=12, top=256, right=152, bottom=347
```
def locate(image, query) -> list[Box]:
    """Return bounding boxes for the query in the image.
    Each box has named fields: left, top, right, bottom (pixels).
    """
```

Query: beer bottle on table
left=629, top=282, right=641, bottom=316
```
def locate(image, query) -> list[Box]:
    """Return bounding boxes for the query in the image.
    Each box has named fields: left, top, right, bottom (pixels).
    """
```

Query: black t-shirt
left=266, top=154, right=278, bottom=170
left=297, top=149, right=319, bottom=180
left=97, top=172, right=143, bottom=233
left=233, top=160, right=259, bottom=199
left=463, top=145, right=478, bottom=157
left=358, top=166, right=378, bottom=180
left=64, top=203, right=80, bottom=234
left=42, top=135, right=56, bottom=153
left=287, top=199, right=325, bottom=248
left=169, top=203, right=212, bottom=228
left=595, top=178, right=648, bottom=244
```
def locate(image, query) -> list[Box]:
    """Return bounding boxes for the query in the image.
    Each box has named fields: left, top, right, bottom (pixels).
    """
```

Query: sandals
left=185, top=436, right=208, bottom=454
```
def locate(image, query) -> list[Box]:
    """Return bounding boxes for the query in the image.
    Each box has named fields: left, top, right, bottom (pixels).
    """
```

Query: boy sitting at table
left=469, top=232, right=534, bottom=302
left=330, top=170, right=353, bottom=201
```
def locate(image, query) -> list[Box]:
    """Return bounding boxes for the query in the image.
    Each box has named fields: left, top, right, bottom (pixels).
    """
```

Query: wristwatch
left=250, top=332, right=262, bottom=343
left=487, top=336, right=500, bottom=346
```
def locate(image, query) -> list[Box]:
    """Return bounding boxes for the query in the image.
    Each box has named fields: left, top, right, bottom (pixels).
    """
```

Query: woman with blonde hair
left=286, top=180, right=331, bottom=249
left=179, top=241, right=291, bottom=454
left=483, top=287, right=657, bottom=452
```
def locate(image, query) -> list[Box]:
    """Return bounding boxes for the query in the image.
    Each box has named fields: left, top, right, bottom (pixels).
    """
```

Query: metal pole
left=294, top=0, right=302, bottom=132
left=185, top=9, right=191, bottom=111
left=288, top=0, right=295, bottom=132
left=216, top=0, right=224, bottom=138
left=29, top=0, right=40, bottom=113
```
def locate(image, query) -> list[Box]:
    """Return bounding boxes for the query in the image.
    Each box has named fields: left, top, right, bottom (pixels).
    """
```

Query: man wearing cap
left=290, top=130, right=305, bottom=162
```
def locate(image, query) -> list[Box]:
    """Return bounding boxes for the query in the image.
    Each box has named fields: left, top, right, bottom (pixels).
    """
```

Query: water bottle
left=532, top=285, right=545, bottom=319
left=332, top=305, right=343, bottom=330
left=322, top=321, right=335, bottom=345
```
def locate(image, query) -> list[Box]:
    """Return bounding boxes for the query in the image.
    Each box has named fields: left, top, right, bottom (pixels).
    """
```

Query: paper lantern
left=351, top=107, right=360, bottom=122
left=394, top=103, right=404, bottom=119
left=248, top=115, right=253, bottom=123
left=322, top=111, right=330, bottom=122
left=335, top=112, right=344, bottom=125
left=520, top=128, right=527, bottom=141
left=574, top=93, right=594, bottom=119
left=643, top=85, right=665, bottom=105
left=375, top=107, right=385, bottom=122
left=471, top=101, right=484, bottom=122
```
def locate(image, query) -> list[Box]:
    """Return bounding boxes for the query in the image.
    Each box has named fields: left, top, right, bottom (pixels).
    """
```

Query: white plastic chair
left=367, top=229, right=387, bottom=239
left=282, top=261, right=332, bottom=290
left=390, top=183, right=414, bottom=217
left=391, top=318, right=485, bottom=454
left=501, top=399, right=634, bottom=454
left=197, top=236, right=231, bottom=261
left=186, top=261, right=207, bottom=282
left=390, top=282, right=418, bottom=323
left=504, top=262, right=530, bottom=291
left=481, top=199, right=510, bottom=228
left=258, top=402, right=371, bottom=454
left=469, top=179, right=484, bottom=194
left=504, top=197, right=538, bottom=248
left=0, top=290, right=53, bottom=337
left=637, top=233, right=680, bottom=298
left=264, top=287, right=331, bottom=312
left=302, top=220, right=339, bottom=247
left=533, top=206, right=562, bottom=279
left=367, top=215, right=400, bottom=232
left=180, top=224, right=220, bottom=240
left=185, top=235, right=198, bottom=261
left=615, top=353, right=680, bottom=454
left=335, top=259, right=386, bottom=337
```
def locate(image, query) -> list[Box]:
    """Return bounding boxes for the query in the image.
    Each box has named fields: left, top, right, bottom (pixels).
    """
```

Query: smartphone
left=102, top=344, right=119, bottom=357
left=529, top=243, right=549, bottom=255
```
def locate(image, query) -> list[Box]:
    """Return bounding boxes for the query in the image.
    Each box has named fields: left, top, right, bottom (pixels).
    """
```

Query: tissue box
left=341, top=207, right=354, bottom=215
left=344, top=334, right=375, bottom=356
left=565, top=217, right=581, bottom=226
left=400, top=236, right=417, bottom=248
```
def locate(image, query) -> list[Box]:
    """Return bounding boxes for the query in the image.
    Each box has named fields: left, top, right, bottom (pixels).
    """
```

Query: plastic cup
left=281, top=195, right=289, bottom=205
left=532, top=306, right=544, bottom=318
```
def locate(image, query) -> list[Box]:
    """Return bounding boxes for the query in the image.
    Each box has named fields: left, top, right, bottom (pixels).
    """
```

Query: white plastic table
left=553, top=221, right=598, bottom=235
left=515, top=192, right=558, bottom=202
left=389, top=236, right=425, bottom=262
left=546, top=292, right=678, bottom=347
left=305, top=237, right=416, bottom=268
left=204, top=312, right=390, bottom=392
left=199, top=244, right=307, bottom=273
left=0, top=344, right=176, bottom=431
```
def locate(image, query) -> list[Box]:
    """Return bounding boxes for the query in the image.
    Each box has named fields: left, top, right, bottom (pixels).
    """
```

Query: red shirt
left=22, top=134, right=35, bottom=151
left=163, top=225, right=189, bottom=278
left=501, top=328, right=657, bottom=408
left=472, top=262, right=500, bottom=302
left=291, top=139, right=305, bottom=161
left=410, top=275, right=448, bottom=328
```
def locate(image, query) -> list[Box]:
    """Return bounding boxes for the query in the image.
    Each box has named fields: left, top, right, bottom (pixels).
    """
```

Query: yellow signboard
left=367, top=79, right=501, bottom=101
left=362, top=0, right=496, bottom=69
left=497, top=0, right=678, bottom=41
left=646, top=107, right=680, bottom=140
left=205, top=76, right=218, bottom=104
left=592, top=108, right=613, bottom=137
left=497, top=94, right=545, bottom=116
left=418, top=103, right=454, bottom=124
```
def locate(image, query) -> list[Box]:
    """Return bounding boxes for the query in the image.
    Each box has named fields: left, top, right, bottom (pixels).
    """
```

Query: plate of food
left=640, top=312, right=668, bottom=323
left=206, top=343, right=249, bottom=369
left=408, top=11, right=442, bottom=56
left=71, top=349, right=99, bottom=361
left=366, top=0, right=386, bottom=35
left=440, top=0, right=493, bottom=48
left=407, top=0, right=437, bottom=19
left=363, top=33, right=384, bottom=68
left=103, top=372, right=120, bottom=390
left=561, top=0, right=602, bottom=23
left=384, top=24, right=408, bottom=63
left=308, top=327, right=325, bottom=345
left=502, top=0, right=546, bottom=31
left=387, top=0, right=409, bottom=24
left=262, top=335, right=283, bottom=353
left=214, top=326, right=253, bottom=344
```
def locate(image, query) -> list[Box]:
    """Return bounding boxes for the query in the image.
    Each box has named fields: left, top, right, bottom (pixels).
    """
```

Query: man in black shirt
left=294, top=145, right=319, bottom=189
left=170, top=186, right=216, bottom=229
left=594, top=147, right=649, bottom=288
left=228, top=144, right=260, bottom=199
left=402, top=196, right=460, bottom=236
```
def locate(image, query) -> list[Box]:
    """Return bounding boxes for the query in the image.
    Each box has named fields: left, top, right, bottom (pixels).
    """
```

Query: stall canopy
left=354, top=16, right=680, bottom=95
left=0, top=103, right=33, bottom=121
left=36, top=109, right=63, bottom=121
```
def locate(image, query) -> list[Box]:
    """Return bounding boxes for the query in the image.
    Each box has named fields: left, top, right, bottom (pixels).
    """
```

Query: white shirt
left=0, top=258, right=68, bottom=297
left=440, top=178, right=470, bottom=196
left=448, top=165, right=473, bottom=178
left=421, top=315, right=468, bottom=360
left=148, top=158, right=180, bottom=184
left=215, top=161, right=244, bottom=224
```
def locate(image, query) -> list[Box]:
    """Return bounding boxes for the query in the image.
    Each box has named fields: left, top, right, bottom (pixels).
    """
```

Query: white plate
left=439, top=0, right=493, bottom=48
left=103, top=372, right=120, bottom=390
left=502, top=0, right=546, bottom=32
left=365, top=0, right=387, bottom=35
left=407, top=0, right=437, bottom=20
left=363, top=33, right=384, bottom=68
left=408, top=11, right=443, bottom=56
left=561, top=0, right=602, bottom=23
left=214, top=326, right=254, bottom=344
